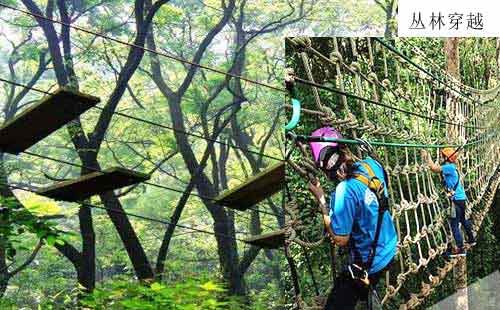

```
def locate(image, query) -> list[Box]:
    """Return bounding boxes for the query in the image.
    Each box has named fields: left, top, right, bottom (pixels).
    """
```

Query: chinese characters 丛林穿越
left=409, top=11, right=484, bottom=31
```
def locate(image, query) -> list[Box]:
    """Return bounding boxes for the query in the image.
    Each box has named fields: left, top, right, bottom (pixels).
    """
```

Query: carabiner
left=284, top=98, right=301, bottom=131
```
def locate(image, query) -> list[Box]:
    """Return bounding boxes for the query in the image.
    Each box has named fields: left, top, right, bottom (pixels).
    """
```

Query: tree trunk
left=384, top=1, right=394, bottom=38
left=444, top=38, right=461, bottom=141
left=0, top=232, right=8, bottom=298
left=445, top=37, right=468, bottom=310
left=167, top=95, right=246, bottom=295
left=496, top=38, right=500, bottom=80
left=144, top=0, right=248, bottom=294
left=98, top=191, right=154, bottom=280
left=21, top=0, right=168, bottom=287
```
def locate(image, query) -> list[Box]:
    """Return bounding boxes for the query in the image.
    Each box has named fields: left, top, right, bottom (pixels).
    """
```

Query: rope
left=284, top=37, right=500, bottom=308
left=292, top=77, right=490, bottom=130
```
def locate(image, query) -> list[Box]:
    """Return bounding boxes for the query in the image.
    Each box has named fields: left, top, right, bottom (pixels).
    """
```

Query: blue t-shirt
left=329, top=157, right=398, bottom=274
left=441, top=163, right=467, bottom=201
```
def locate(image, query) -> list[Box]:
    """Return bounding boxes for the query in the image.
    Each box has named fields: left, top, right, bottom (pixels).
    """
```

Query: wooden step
left=0, top=88, right=100, bottom=154
left=244, top=229, right=287, bottom=249
left=215, top=161, right=284, bottom=210
left=37, top=167, right=149, bottom=202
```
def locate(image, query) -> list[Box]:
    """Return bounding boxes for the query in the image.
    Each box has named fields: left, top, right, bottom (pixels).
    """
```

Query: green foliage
left=0, top=0, right=394, bottom=308
left=0, top=297, right=17, bottom=309
left=0, top=196, right=65, bottom=260
left=78, top=277, right=242, bottom=310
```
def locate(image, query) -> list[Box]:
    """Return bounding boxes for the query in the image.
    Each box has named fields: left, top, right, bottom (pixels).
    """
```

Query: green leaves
left=77, top=276, right=244, bottom=309
left=0, top=195, right=66, bottom=265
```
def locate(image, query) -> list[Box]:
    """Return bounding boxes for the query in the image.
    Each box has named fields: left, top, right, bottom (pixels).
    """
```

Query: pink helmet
left=310, top=127, right=343, bottom=168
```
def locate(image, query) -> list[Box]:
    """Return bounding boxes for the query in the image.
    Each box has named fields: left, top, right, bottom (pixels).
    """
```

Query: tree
left=374, top=0, right=396, bottom=38
left=19, top=0, right=172, bottom=291
left=0, top=27, right=51, bottom=297
left=145, top=0, right=309, bottom=296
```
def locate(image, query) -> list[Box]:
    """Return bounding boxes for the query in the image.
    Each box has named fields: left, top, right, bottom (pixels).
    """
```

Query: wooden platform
left=243, top=229, right=287, bottom=249
left=37, top=167, right=149, bottom=202
left=215, top=161, right=284, bottom=210
left=0, top=88, right=100, bottom=154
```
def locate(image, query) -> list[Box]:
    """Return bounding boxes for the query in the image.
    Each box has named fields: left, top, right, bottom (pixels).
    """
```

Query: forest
left=0, top=0, right=392, bottom=309
left=1, top=0, right=498, bottom=309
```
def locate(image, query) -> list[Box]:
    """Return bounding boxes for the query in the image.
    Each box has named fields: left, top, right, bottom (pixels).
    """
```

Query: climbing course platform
left=215, top=161, right=284, bottom=210
left=0, top=88, right=100, bottom=154
left=243, top=228, right=287, bottom=249
left=37, top=167, right=149, bottom=202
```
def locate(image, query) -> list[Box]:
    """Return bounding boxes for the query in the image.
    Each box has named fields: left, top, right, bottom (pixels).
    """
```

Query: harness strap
left=441, top=165, right=460, bottom=199
left=351, top=161, right=388, bottom=273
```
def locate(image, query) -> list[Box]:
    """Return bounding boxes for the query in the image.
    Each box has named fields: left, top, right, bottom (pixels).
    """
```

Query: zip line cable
left=0, top=77, right=283, bottom=162
left=292, top=76, right=490, bottom=130
left=20, top=150, right=283, bottom=218
left=0, top=3, right=286, bottom=93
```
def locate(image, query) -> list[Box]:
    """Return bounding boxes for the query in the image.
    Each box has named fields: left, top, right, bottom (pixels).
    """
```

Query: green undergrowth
left=38, top=276, right=246, bottom=310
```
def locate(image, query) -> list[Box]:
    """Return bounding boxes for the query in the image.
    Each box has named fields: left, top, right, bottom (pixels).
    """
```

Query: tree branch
left=8, top=239, right=44, bottom=277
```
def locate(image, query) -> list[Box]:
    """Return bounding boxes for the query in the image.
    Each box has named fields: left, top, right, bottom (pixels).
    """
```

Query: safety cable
left=289, top=132, right=498, bottom=149
left=399, top=38, right=500, bottom=106
left=0, top=3, right=286, bottom=94
left=0, top=77, right=283, bottom=162
left=0, top=79, right=284, bottom=218
left=292, top=76, right=491, bottom=130
left=399, top=38, right=464, bottom=88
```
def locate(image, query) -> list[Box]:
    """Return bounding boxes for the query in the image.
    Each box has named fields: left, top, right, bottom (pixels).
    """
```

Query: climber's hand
left=420, top=149, right=428, bottom=160
left=308, top=180, right=325, bottom=205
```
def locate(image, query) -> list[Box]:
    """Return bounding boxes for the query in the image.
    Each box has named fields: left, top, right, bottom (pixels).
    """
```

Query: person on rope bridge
left=421, top=148, right=476, bottom=258
left=307, top=127, right=397, bottom=310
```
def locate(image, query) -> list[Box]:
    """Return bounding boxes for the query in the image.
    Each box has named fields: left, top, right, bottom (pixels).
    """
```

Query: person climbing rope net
left=306, top=127, right=398, bottom=310
left=421, top=148, right=476, bottom=258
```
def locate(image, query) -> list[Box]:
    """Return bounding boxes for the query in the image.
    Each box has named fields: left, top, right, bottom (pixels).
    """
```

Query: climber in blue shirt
left=307, top=127, right=397, bottom=310
left=329, top=158, right=398, bottom=274
left=421, top=148, right=475, bottom=258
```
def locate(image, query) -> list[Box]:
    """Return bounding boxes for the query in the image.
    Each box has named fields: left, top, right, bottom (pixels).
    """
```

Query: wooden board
left=37, top=167, right=149, bottom=202
left=215, top=161, right=284, bottom=210
left=243, top=229, right=287, bottom=249
left=0, top=87, right=100, bottom=154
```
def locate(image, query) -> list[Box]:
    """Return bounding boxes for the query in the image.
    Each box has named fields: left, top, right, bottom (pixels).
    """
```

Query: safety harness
left=347, top=161, right=389, bottom=286
left=441, top=164, right=460, bottom=200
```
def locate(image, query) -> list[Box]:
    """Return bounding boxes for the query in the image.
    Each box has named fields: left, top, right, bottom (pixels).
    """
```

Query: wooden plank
left=37, top=167, right=149, bottom=202
left=243, top=229, right=287, bottom=249
left=0, top=87, right=100, bottom=154
left=215, top=161, right=284, bottom=210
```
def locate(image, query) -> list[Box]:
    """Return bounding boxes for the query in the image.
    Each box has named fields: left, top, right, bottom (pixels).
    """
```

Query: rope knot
left=329, top=51, right=343, bottom=63
left=318, top=106, right=336, bottom=125
left=291, top=37, right=312, bottom=49
left=367, top=72, right=378, bottom=83
left=381, top=78, right=391, bottom=88
left=349, top=61, right=361, bottom=72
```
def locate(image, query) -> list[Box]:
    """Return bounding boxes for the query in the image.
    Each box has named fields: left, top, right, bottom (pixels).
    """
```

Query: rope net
left=284, top=37, right=500, bottom=309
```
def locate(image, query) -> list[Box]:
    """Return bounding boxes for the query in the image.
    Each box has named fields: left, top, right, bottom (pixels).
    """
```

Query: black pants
left=324, top=265, right=388, bottom=310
